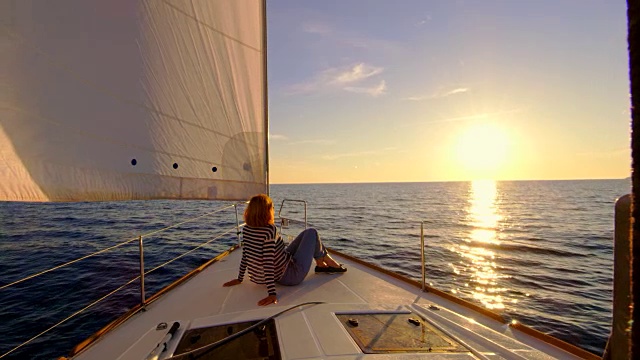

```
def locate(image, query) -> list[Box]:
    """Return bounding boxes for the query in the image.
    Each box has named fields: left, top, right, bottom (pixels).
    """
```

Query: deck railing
left=420, top=221, right=426, bottom=291
left=278, top=198, right=429, bottom=292
left=0, top=202, right=246, bottom=359
left=277, top=199, right=308, bottom=230
left=277, top=199, right=308, bottom=239
left=277, top=199, right=430, bottom=292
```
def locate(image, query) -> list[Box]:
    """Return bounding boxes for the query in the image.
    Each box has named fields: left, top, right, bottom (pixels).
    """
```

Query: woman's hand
left=258, top=295, right=278, bottom=306
left=223, top=279, right=242, bottom=287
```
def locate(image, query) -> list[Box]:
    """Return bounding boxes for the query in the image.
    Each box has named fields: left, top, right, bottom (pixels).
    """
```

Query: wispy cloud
left=337, top=36, right=397, bottom=50
left=322, top=151, right=378, bottom=161
left=269, top=134, right=288, bottom=141
left=302, top=22, right=332, bottom=35
left=445, top=88, right=468, bottom=96
left=400, top=108, right=526, bottom=127
left=332, top=63, right=383, bottom=84
left=302, top=20, right=401, bottom=53
left=434, top=113, right=489, bottom=122
left=433, top=108, right=524, bottom=123
left=406, top=87, right=469, bottom=101
left=345, top=80, right=387, bottom=97
left=322, top=147, right=397, bottom=161
left=415, top=14, right=432, bottom=27
left=290, top=139, right=336, bottom=145
left=287, top=63, right=386, bottom=97
left=577, top=148, right=630, bottom=159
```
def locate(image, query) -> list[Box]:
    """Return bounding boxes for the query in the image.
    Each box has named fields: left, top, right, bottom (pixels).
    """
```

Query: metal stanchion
left=139, top=235, right=146, bottom=306
left=234, top=204, right=241, bottom=245
left=421, top=222, right=425, bottom=291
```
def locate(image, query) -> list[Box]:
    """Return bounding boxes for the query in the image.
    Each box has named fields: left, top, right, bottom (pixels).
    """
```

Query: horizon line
left=270, top=177, right=630, bottom=186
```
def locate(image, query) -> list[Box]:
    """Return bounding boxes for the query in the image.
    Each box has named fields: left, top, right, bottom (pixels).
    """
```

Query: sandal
left=315, top=264, right=347, bottom=273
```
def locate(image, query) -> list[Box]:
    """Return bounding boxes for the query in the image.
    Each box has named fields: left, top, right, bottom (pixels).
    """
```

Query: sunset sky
left=266, top=0, right=629, bottom=184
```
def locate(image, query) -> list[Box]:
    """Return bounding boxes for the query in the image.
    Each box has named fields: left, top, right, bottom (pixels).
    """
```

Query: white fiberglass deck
left=71, top=247, right=589, bottom=360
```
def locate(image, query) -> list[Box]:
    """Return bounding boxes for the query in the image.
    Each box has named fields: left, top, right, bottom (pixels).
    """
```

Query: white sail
left=0, top=0, right=267, bottom=201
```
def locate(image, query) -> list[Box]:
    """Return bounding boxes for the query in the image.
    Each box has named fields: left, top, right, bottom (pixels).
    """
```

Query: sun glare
left=454, top=123, right=509, bottom=178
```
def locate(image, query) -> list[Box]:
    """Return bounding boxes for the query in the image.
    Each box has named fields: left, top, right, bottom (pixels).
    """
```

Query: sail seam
left=160, top=0, right=262, bottom=53
left=0, top=106, right=259, bottom=173
left=1, top=27, right=258, bottom=144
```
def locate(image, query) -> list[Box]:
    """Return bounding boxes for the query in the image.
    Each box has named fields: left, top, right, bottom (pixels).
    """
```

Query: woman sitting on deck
left=223, top=194, right=346, bottom=306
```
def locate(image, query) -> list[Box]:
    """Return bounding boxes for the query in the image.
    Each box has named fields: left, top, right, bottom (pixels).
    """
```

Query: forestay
left=0, top=0, right=267, bottom=201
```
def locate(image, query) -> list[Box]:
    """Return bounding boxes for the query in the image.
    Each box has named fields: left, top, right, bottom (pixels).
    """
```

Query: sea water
left=0, top=179, right=628, bottom=358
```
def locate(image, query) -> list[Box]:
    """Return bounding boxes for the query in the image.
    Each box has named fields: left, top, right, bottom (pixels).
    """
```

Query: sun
left=454, top=123, right=510, bottom=178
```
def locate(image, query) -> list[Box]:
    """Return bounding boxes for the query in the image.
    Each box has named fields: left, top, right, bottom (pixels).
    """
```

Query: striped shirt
left=237, top=224, right=291, bottom=296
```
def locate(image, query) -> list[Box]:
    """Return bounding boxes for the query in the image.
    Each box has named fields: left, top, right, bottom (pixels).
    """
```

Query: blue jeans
left=277, top=228, right=327, bottom=286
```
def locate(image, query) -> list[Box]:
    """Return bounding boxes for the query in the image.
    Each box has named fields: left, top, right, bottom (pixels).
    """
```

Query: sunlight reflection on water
left=452, top=180, right=510, bottom=310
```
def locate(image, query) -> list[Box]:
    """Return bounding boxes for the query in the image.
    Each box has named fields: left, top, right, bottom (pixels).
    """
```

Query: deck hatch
left=171, top=319, right=280, bottom=359
left=336, top=313, right=467, bottom=354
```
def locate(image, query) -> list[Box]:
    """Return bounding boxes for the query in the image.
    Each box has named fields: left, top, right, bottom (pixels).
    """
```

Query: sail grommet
left=173, top=163, right=179, bottom=169
left=212, top=166, right=218, bottom=172
left=131, top=159, right=137, bottom=166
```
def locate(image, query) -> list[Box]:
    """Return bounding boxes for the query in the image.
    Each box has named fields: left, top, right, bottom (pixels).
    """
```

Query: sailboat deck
left=72, top=248, right=587, bottom=360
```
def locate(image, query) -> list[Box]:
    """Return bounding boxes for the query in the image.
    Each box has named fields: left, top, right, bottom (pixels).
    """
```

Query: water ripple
left=0, top=180, right=626, bottom=358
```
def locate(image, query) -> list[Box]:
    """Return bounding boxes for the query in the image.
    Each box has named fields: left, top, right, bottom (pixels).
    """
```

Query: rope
left=0, top=204, right=240, bottom=292
left=1, top=204, right=245, bottom=357
left=138, top=204, right=237, bottom=238
left=0, top=224, right=243, bottom=315
left=145, top=226, right=238, bottom=276
left=0, top=237, right=138, bottom=291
